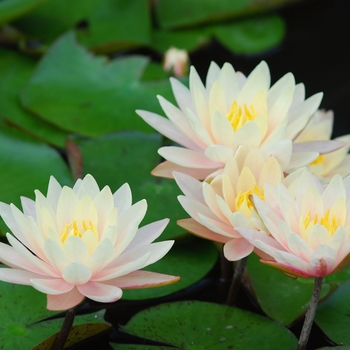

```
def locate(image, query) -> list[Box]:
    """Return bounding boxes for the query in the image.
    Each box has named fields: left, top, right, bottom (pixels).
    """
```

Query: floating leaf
left=151, top=29, right=210, bottom=52
left=0, top=0, right=44, bottom=26
left=0, top=281, right=108, bottom=349
left=13, top=0, right=151, bottom=51
left=21, top=32, right=175, bottom=137
left=0, top=48, right=68, bottom=147
left=122, top=237, right=218, bottom=300
left=212, top=15, right=285, bottom=54
left=121, top=301, right=298, bottom=349
left=0, top=123, right=73, bottom=235
left=246, top=254, right=330, bottom=325
left=315, top=280, right=350, bottom=345
left=323, top=265, right=350, bottom=286
left=78, top=131, right=187, bottom=241
left=155, top=0, right=250, bottom=29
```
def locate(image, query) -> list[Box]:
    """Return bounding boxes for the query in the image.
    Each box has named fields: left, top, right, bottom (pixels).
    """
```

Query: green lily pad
left=122, top=237, right=218, bottom=300
left=0, top=0, right=44, bottom=26
left=121, top=301, right=298, bottom=349
left=315, top=280, right=350, bottom=345
left=78, top=131, right=187, bottom=241
left=0, top=48, right=68, bottom=148
left=0, top=281, right=108, bottom=349
left=13, top=0, right=151, bottom=51
left=76, top=0, right=151, bottom=53
left=323, top=265, right=350, bottom=286
left=246, top=254, right=330, bottom=326
left=20, top=32, right=175, bottom=137
left=151, top=29, right=210, bottom=52
left=155, top=0, right=250, bottom=29
left=212, top=14, right=285, bottom=54
left=0, top=122, right=73, bottom=235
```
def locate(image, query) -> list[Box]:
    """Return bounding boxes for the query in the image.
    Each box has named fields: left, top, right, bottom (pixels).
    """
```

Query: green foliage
left=315, top=280, right=350, bottom=344
left=0, top=0, right=44, bottom=26
left=21, top=32, right=175, bottom=137
left=0, top=49, right=68, bottom=148
left=246, top=254, right=332, bottom=325
left=0, top=122, right=72, bottom=235
left=0, top=281, right=109, bottom=349
left=121, top=301, right=298, bottom=349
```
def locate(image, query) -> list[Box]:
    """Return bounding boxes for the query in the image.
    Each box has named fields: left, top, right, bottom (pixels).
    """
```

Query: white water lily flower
left=175, top=146, right=292, bottom=261
left=236, top=170, right=350, bottom=277
left=0, top=175, right=179, bottom=310
left=295, top=109, right=350, bottom=180
left=138, top=61, right=343, bottom=179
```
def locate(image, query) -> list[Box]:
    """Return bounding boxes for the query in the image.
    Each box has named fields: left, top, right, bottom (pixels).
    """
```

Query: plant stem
left=51, top=306, right=77, bottom=350
left=297, top=277, right=323, bottom=350
left=226, top=256, right=248, bottom=306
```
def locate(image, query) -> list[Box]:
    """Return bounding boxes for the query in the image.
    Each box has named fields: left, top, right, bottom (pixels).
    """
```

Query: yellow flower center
left=303, top=208, right=339, bottom=235
left=226, top=101, right=257, bottom=131
left=236, top=184, right=264, bottom=211
left=61, top=220, right=97, bottom=243
left=309, top=154, right=324, bottom=166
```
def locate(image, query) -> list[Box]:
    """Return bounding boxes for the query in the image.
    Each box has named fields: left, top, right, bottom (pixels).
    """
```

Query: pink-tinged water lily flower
left=0, top=175, right=179, bottom=310
left=294, top=109, right=350, bottom=180
left=175, top=146, right=292, bottom=261
left=163, top=46, right=189, bottom=77
left=236, top=170, right=350, bottom=277
left=137, top=61, right=343, bottom=179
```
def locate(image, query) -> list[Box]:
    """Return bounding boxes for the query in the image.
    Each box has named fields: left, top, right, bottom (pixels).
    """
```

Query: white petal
left=62, top=262, right=92, bottom=285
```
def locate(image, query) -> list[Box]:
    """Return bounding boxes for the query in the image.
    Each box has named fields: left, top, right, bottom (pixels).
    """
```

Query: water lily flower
left=294, top=109, right=350, bottom=180
left=137, top=61, right=343, bottom=179
left=175, top=146, right=289, bottom=261
left=163, top=46, right=189, bottom=77
left=236, top=170, right=350, bottom=277
left=0, top=175, right=179, bottom=310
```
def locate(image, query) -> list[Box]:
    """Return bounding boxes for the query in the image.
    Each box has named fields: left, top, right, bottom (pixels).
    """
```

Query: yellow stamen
left=236, top=184, right=264, bottom=211
left=61, top=220, right=97, bottom=243
left=303, top=208, right=339, bottom=235
left=226, top=101, right=257, bottom=131
left=309, top=154, right=324, bottom=166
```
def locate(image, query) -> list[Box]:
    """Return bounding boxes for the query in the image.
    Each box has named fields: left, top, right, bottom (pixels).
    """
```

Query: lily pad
left=21, top=32, right=175, bottom=137
left=155, top=0, right=250, bottom=29
left=246, top=254, right=330, bottom=325
left=121, top=301, right=298, bottom=349
left=0, top=0, right=44, bottom=26
left=13, top=0, right=151, bottom=51
left=122, top=237, right=218, bottom=300
left=151, top=29, right=210, bottom=52
left=78, top=131, right=187, bottom=241
left=0, top=48, right=68, bottom=148
left=0, top=281, right=108, bottom=349
left=0, top=122, right=73, bottom=235
left=315, top=280, right=350, bottom=345
left=212, top=14, right=285, bottom=54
